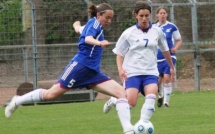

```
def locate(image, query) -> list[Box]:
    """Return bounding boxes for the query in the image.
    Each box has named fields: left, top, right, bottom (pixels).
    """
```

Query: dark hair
left=133, top=1, right=151, bottom=15
left=88, top=3, right=113, bottom=18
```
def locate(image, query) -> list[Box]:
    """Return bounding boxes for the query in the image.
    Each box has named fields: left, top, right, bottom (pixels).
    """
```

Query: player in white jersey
left=154, top=7, right=183, bottom=108
left=103, top=1, right=175, bottom=124
left=5, top=3, right=134, bottom=134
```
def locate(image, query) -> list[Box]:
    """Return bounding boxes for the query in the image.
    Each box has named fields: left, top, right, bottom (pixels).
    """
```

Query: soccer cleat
left=103, top=98, right=115, bottom=114
left=5, top=96, right=19, bottom=118
left=164, top=103, right=169, bottom=108
left=157, top=97, right=163, bottom=107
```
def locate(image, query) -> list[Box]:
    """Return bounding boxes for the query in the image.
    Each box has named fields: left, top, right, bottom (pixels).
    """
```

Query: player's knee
left=129, top=101, right=137, bottom=107
left=163, top=79, right=171, bottom=83
left=128, top=99, right=137, bottom=107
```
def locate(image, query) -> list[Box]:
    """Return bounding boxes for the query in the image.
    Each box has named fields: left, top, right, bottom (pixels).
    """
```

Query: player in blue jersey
left=154, top=7, right=183, bottom=108
left=102, top=1, right=175, bottom=128
left=5, top=3, right=134, bottom=134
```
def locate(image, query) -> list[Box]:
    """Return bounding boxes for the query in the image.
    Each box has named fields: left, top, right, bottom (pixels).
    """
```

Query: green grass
left=1, top=90, right=215, bottom=134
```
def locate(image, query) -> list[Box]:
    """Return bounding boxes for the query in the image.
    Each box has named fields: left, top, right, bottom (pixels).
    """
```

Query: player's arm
left=73, top=21, right=85, bottom=34
left=116, top=55, right=127, bottom=81
left=171, top=28, right=183, bottom=53
left=73, top=21, right=106, bottom=47
left=85, top=36, right=110, bottom=48
left=172, top=39, right=182, bottom=53
left=158, top=29, right=175, bottom=82
left=73, top=21, right=106, bottom=46
left=113, top=31, right=129, bottom=80
left=73, top=21, right=83, bottom=34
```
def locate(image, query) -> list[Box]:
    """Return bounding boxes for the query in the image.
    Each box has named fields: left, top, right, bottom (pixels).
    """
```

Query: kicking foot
left=103, top=98, right=115, bottom=114
left=5, top=96, right=19, bottom=118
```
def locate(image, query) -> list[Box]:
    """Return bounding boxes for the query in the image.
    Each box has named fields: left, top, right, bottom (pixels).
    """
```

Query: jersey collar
left=157, top=21, right=169, bottom=27
left=136, top=22, right=152, bottom=33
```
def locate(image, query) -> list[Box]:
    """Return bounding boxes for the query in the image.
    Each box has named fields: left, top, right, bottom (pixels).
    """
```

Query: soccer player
left=5, top=3, right=134, bottom=134
left=103, top=1, right=175, bottom=123
left=154, top=7, right=183, bottom=108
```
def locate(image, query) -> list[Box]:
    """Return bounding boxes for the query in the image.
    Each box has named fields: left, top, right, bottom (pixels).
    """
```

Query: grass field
left=1, top=90, right=215, bottom=134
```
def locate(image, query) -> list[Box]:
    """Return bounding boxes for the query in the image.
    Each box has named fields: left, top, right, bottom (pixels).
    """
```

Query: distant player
left=154, top=7, right=183, bottom=108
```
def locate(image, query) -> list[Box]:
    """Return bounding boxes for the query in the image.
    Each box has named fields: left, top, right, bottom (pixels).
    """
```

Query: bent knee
left=129, top=101, right=137, bottom=107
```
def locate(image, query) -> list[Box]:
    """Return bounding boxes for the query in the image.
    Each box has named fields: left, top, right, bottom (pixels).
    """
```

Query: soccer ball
left=134, top=120, right=154, bottom=134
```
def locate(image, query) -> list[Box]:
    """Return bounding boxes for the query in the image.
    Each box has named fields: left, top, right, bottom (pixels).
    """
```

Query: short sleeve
left=172, top=28, right=182, bottom=41
left=112, top=31, right=130, bottom=57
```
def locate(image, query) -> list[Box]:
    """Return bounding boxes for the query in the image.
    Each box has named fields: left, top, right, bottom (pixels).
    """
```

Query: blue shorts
left=158, top=58, right=176, bottom=76
left=56, top=60, right=110, bottom=89
left=125, top=75, right=158, bottom=96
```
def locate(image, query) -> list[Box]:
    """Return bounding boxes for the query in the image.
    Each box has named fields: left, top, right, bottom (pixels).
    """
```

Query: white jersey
left=113, top=23, right=169, bottom=77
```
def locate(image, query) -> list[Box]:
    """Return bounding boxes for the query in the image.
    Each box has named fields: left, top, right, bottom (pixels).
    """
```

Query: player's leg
left=140, top=76, right=158, bottom=121
left=140, top=84, right=157, bottom=121
left=157, top=76, right=164, bottom=107
left=103, top=77, right=139, bottom=114
left=103, top=92, right=137, bottom=114
left=103, top=81, right=124, bottom=114
left=93, top=80, right=134, bottom=133
left=162, top=59, right=175, bottom=107
left=5, top=60, right=80, bottom=118
left=103, top=87, right=139, bottom=114
left=125, top=88, right=139, bottom=108
left=163, top=74, right=172, bottom=107
left=157, top=61, right=164, bottom=107
left=103, top=96, right=117, bottom=113
left=5, top=84, right=67, bottom=118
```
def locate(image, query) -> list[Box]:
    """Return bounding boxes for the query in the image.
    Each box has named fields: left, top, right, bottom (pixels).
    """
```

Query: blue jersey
left=72, top=17, right=104, bottom=72
left=154, top=21, right=181, bottom=61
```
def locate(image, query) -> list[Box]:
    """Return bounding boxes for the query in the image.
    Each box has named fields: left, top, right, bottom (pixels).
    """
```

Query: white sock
left=140, top=94, right=156, bottom=121
left=116, top=98, right=133, bottom=132
left=110, top=96, right=117, bottom=104
left=15, top=89, right=44, bottom=106
left=158, top=84, right=163, bottom=98
left=110, top=96, right=134, bottom=109
left=163, top=83, right=172, bottom=104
